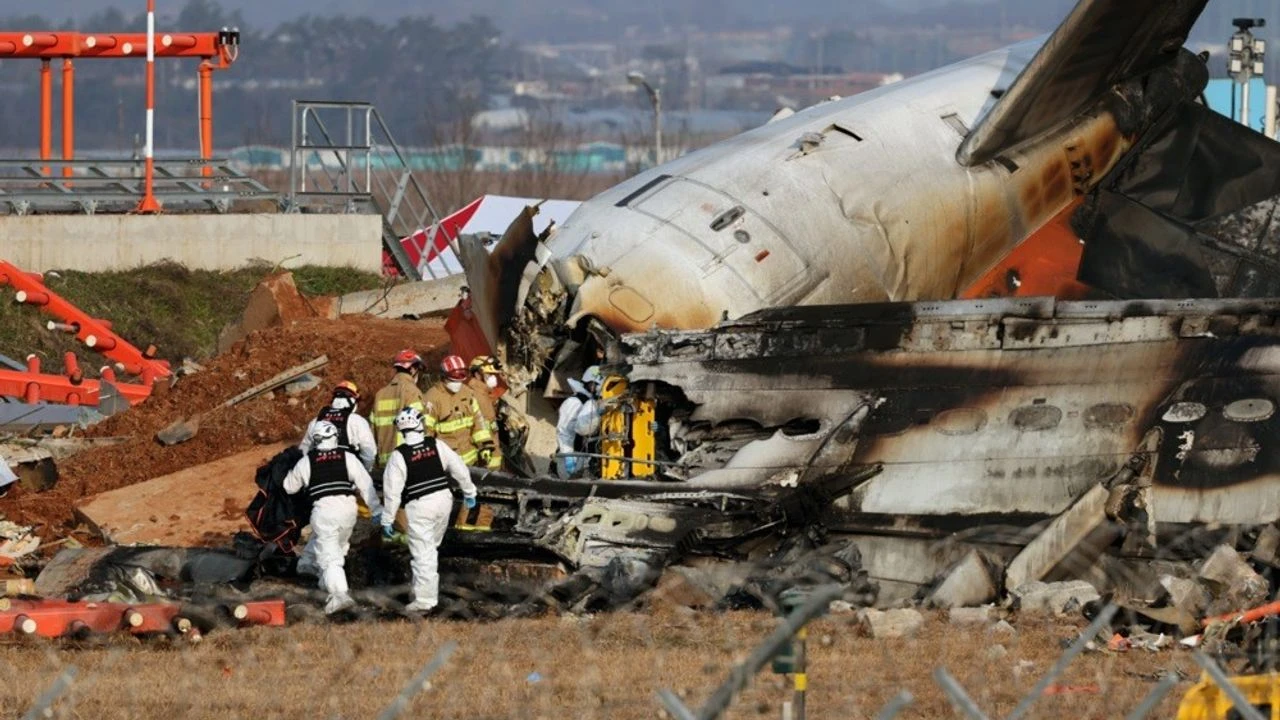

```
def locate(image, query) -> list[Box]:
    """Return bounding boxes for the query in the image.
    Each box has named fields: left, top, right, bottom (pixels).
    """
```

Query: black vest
left=307, top=448, right=356, bottom=500
left=397, top=438, right=450, bottom=503
left=316, top=405, right=354, bottom=450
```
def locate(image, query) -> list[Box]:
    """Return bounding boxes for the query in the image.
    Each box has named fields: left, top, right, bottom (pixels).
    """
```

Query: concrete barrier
left=337, top=273, right=467, bottom=318
left=1, top=213, right=382, bottom=273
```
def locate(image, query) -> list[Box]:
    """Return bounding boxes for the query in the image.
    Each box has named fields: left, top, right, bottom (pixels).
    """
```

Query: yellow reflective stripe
left=437, top=418, right=472, bottom=434
left=370, top=416, right=395, bottom=427
left=375, top=399, right=400, bottom=411
left=459, top=448, right=479, bottom=465
left=408, top=400, right=424, bottom=411
left=471, top=427, right=492, bottom=443
left=486, top=454, right=502, bottom=470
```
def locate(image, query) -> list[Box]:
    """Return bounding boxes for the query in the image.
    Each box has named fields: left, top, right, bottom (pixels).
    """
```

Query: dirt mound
left=0, top=315, right=452, bottom=534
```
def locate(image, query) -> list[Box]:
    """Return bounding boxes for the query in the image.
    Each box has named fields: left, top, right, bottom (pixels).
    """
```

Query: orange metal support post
left=39, top=59, right=50, bottom=175
left=199, top=60, right=214, bottom=178
left=60, top=57, right=73, bottom=179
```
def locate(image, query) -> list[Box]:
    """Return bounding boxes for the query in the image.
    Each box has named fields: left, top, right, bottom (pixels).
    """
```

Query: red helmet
left=392, top=349, right=424, bottom=371
left=441, top=354, right=468, bottom=381
left=333, top=380, right=359, bottom=400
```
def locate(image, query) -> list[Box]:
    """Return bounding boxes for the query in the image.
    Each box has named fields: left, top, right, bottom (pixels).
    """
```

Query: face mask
left=485, top=374, right=499, bottom=389
left=446, top=380, right=464, bottom=393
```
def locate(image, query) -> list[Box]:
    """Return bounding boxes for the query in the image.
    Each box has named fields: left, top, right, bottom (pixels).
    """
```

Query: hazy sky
left=23, top=0, right=1280, bottom=49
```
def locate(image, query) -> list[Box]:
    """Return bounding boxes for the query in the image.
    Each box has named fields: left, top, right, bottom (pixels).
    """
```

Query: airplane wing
left=957, top=0, right=1209, bottom=167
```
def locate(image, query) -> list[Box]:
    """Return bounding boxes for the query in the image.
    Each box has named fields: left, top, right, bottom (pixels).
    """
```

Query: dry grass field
left=0, top=609, right=1201, bottom=719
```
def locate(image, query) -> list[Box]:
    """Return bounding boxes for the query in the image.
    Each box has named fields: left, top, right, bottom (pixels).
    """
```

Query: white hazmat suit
left=381, top=430, right=476, bottom=613
left=298, top=396, right=377, bottom=471
left=295, top=396, right=378, bottom=578
left=284, top=432, right=383, bottom=614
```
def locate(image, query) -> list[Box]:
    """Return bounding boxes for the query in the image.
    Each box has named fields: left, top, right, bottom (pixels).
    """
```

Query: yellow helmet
left=469, top=355, right=500, bottom=375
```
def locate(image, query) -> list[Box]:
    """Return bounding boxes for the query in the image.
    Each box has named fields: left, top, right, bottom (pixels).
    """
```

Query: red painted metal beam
left=0, top=598, right=288, bottom=639
left=230, top=600, right=287, bottom=627
left=0, top=599, right=185, bottom=637
left=0, top=365, right=152, bottom=407
left=0, top=261, right=171, bottom=383
left=0, top=31, right=232, bottom=60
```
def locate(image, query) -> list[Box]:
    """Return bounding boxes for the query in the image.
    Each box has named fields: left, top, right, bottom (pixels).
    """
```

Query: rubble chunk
left=1250, top=525, right=1280, bottom=568
left=859, top=608, right=924, bottom=639
left=928, top=550, right=999, bottom=609
left=1160, top=575, right=1210, bottom=618
left=949, top=606, right=997, bottom=626
left=1011, top=580, right=1101, bottom=615
left=216, top=272, right=321, bottom=354
left=1005, top=484, right=1119, bottom=592
left=1198, top=544, right=1269, bottom=615
left=284, top=373, right=321, bottom=396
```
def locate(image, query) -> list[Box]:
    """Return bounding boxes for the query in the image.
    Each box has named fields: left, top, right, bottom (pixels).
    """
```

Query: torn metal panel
left=0, top=399, right=105, bottom=431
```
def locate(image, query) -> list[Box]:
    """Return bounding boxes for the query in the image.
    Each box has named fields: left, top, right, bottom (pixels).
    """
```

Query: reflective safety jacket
left=466, top=377, right=503, bottom=471
left=370, top=372, right=426, bottom=468
left=423, top=383, right=493, bottom=466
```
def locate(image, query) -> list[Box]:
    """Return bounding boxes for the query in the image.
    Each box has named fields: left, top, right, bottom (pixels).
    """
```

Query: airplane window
left=1224, top=398, right=1275, bottom=423
left=1162, top=402, right=1207, bottom=423
left=1010, top=405, right=1062, bottom=432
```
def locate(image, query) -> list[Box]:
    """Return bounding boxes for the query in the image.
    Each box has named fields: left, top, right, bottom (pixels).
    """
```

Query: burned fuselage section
left=445, top=295, right=1280, bottom=608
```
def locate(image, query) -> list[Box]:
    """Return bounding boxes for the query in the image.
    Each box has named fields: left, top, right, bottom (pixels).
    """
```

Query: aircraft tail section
left=957, top=0, right=1209, bottom=167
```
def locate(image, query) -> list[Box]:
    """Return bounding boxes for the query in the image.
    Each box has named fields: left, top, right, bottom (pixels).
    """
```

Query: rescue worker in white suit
left=284, top=420, right=384, bottom=615
left=380, top=407, right=477, bottom=613
left=296, top=381, right=376, bottom=579
left=556, top=365, right=603, bottom=478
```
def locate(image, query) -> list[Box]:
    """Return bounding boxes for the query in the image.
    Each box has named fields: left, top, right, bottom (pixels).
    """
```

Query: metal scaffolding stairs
left=287, top=101, right=445, bottom=280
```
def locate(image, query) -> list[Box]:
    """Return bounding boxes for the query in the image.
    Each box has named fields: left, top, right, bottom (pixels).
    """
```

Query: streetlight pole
left=628, top=71, right=662, bottom=166
left=1229, top=17, right=1267, bottom=130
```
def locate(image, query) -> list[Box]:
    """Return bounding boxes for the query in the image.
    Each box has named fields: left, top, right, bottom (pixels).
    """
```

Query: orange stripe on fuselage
left=959, top=198, right=1092, bottom=300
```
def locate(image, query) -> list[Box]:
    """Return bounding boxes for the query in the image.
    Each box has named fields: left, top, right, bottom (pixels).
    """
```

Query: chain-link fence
left=1, top=592, right=1270, bottom=720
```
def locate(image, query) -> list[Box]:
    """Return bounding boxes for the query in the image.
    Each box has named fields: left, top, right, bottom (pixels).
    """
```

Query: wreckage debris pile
left=0, top=316, right=450, bottom=534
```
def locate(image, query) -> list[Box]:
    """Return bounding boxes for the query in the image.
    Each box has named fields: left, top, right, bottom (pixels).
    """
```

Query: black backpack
left=245, top=447, right=311, bottom=554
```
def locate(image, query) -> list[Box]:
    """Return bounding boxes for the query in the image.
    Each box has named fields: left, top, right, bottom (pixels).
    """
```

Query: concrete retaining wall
left=1, top=213, right=383, bottom=273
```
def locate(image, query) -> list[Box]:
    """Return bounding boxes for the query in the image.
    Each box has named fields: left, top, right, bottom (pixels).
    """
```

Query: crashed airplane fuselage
left=456, top=0, right=1280, bottom=557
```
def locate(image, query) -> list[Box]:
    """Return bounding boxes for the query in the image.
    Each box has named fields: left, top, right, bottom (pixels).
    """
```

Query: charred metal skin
left=613, top=297, right=1280, bottom=527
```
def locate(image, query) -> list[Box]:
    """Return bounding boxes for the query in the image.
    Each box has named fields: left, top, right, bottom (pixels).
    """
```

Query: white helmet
left=311, top=420, right=339, bottom=446
left=581, top=366, right=602, bottom=386
left=395, top=407, right=425, bottom=433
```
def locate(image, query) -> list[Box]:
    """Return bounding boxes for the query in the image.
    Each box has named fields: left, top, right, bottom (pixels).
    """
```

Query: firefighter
left=467, top=355, right=504, bottom=471
left=380, top=407, right=477, bottom=613
left=283, top=421, right=384, bottom=615
left=299, top=381, right=376, bottom=471
left=371, top=349, right=427, bottom=470
left=556, top=365, right=603, bottom=478
left=422, top=355, right=493, bottom=467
